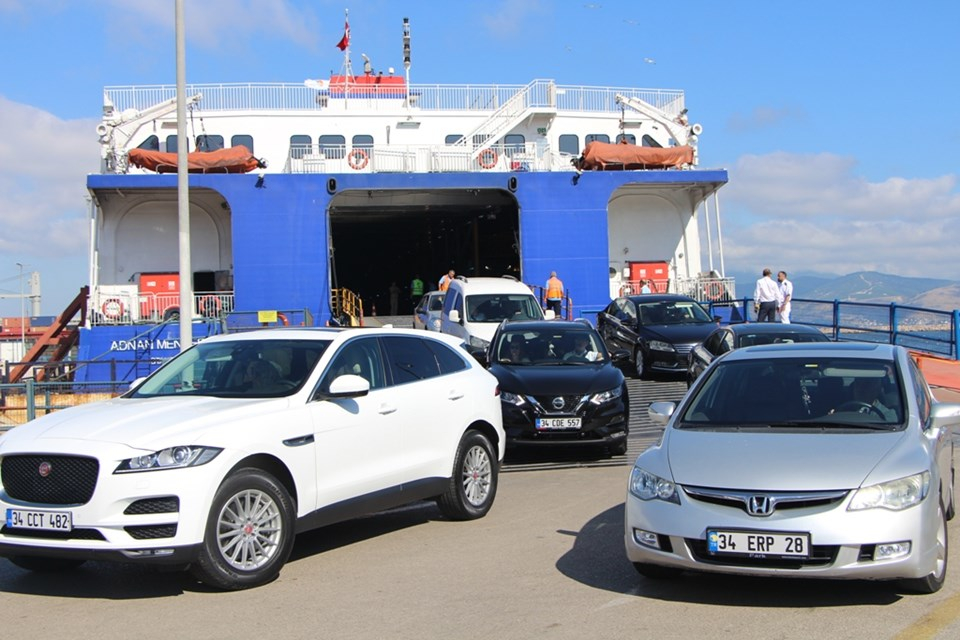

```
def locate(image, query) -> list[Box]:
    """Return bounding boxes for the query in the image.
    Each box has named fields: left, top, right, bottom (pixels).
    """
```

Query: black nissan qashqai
left=481, top=320, right=631, bottom=455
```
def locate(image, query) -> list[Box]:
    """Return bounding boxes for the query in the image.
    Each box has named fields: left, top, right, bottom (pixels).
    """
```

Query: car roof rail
left=501, top=275, right=519, bottom=281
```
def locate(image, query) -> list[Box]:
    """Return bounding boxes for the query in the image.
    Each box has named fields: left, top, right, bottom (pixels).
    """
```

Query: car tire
left=437, top=431, right=498, bottom=521
left=7, top=556, right=86, bottom=572
left=632, top=348, right=645, bottom=379
left=633, top=562, right=681, bottom=579
left=900, top=498, right=948, bottom=594
left=191, top=468, right=296, bottom=590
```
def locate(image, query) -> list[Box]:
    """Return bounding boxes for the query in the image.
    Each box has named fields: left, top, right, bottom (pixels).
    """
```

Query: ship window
left=616, top=133, right=636, bottom=145
left=165, top=135, right=193, bottom=153
left=137, top=135, right=159, bottom=151
left=502, top=134, right=525, bottom=156
left=290, top=134, right=312, bottom=159
left=641, top=134, right=663, bottom=148
left=586, top=134, right=610, bottom=144
left=320, top=134, right=346, bottom=159
left=196, top=135, right=224, bottom=152
left=445, top=134, right=465, bottom=145
left=232, top=135, right=254, bottom=154
left=352, top=134, right=373, bottom=150
left=558, top=134, right=579, bottom=155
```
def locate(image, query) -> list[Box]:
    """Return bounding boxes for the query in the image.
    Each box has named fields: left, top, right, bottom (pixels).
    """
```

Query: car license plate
left=536, top=417, right=581, bottom=430
left=5, top=508, right=73, bottom=532
left=707, top=529, right=809, bottom=557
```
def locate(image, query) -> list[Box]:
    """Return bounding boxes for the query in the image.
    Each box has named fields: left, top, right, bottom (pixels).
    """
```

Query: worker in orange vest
left=438, top=269, right=456, bottom=292
left=545, top=271, right=564, bottom=317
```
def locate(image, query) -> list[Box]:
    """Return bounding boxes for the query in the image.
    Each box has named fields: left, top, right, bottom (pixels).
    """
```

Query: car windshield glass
left=493, top=327, right=607, bottom=365
left=637, top=300, right=712, bottom=325
left=466, top=294, right=543, bottom=323
left=428, top=295, right=445, bottom=311
left=680, top=356, right=904, bottom=429
left=129, top=338, right=332, bottom=399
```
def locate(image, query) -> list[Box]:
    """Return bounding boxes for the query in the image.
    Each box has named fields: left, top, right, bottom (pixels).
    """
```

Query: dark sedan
left=687, top=323, right=830, bottom=385
left=597, top=294, right=716, bottom=379
left=484, top=320, right=630, bottom=455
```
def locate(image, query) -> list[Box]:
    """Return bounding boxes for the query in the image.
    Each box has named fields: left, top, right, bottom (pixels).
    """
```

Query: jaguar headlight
left=629, top=466, right=679, bottom=504
left=848, top=471, right=930, bottom=511
left=589, top=386, right=623, bottom=405
left=115, top=446, right=222, bottom=473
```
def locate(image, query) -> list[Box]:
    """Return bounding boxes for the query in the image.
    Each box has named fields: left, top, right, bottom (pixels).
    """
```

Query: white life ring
left=101, top=298, right=124, bottom=319
left=347, top=148, right=369, bottom=170
left=478, top=149, right=498, bottom=169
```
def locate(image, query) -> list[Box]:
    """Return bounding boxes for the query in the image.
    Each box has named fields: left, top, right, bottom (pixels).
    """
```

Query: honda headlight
left=589, top=386, right=623, bottom=405
left=629, top=466, right=679, bottom=504
left=647, top=340, right=675, bottom=353
left=115, top=446, right=223, bottom=473
left=848, top=471, right=930, bottom=511
left=500, top=391, right=527, bottom=406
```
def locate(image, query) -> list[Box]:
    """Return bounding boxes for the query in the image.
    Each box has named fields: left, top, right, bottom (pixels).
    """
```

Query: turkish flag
left=335, top=21, right=350, bottom=51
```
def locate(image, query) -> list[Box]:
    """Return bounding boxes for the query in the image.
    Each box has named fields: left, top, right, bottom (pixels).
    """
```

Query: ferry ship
left=75, top=17, right=730, bottom=381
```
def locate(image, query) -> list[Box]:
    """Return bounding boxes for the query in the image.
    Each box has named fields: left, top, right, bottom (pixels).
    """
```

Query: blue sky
left=1, top=0, right=958, bottom=316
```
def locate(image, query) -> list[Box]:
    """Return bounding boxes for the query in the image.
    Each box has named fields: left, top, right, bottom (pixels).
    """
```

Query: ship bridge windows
left=137, top=135, right=159, bottom=151
left=352, top=134, right=373, bottom=150
left=290, top=134, right=311, bottom=159
left=197, top=134, right=224, bottom=152
left=616, top=133, right=637, bottom=145
left=165, top=135, right=189, bottom=153
left=586, top=134, right=611, bottom=144
left=641, top=134, right=663, bottom=148
left=232, top=135, right=254, bottom=154
left=558, top=134, right=579, bottom=155
left=320, top=134, right=346, bottom=159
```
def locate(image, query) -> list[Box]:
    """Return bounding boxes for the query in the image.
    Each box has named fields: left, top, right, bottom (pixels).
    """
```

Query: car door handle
left=379, top=404, right=397, bottom=415
left=447, top=390, right=464, bottom=401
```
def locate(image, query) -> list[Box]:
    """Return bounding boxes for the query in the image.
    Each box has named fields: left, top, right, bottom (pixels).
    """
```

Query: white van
left=440, top=276, right=552, bottom=349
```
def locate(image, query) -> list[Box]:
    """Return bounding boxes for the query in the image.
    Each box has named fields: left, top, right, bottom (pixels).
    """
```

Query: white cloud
left=718, top=151, right=960, bottom=278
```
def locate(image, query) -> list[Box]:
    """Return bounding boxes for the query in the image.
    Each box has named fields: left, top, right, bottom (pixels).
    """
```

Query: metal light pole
left=16, top=262, right=25, bottom=360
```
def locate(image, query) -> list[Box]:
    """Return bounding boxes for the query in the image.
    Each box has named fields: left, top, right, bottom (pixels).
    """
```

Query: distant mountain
left=725, top=270, right=960, bottom=312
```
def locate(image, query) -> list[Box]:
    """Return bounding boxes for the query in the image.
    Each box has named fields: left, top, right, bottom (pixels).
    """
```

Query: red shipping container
left=139, top=272, right=180, bottom=319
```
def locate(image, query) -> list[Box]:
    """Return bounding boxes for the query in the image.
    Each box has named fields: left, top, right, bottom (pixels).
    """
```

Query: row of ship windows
left=136, top=132, right=662, bottom=157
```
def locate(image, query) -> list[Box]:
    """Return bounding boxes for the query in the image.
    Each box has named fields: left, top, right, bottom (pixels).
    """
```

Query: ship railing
left=286, top=140, right=566, bottom=174
left=103, top=83, right=685, bottom=117
left=89, top=289, right=235, bottom=326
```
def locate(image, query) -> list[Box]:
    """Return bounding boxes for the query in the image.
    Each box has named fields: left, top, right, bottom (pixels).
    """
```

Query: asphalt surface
left=1, top=360, right=959, bottom=638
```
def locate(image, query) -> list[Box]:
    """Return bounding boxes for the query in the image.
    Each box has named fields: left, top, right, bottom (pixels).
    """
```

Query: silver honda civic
left=625, top=342, right=960, bottom=593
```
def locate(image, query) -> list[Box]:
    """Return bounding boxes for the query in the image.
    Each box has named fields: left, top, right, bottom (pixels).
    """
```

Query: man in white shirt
left=753, top=268, right=782, bottom=322
left=777, top=271, right=793, bottom=323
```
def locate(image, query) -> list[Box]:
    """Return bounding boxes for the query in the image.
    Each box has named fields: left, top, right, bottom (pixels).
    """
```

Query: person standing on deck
left=753, top=268, right=782, bottom=322
left=777, top=271, right=793, bottom=324
left=388, top=281, right=400, bottom=316
left=439, top=269, right=456, bottom=292
left=545, top=271, right=564, bottom=317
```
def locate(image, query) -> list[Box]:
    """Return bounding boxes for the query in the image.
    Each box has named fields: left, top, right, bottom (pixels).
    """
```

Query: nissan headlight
left=848, top=471, right=930, bottom=511
left=589, top=386, right=623, bottom=405
left=500, top=391, right=527, bottom=406
left=629, top=466, right=679, bottom=504
left=647, top=340, right=675, bottom=353
left=115, top=446, right=223, bottom=473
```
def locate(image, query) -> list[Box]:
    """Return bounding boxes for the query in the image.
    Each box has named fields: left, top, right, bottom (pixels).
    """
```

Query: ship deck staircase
left=330, top=288, right=365, bottom=327
left=449, top=79, right=557, bottom=164
left=8, top=286, right=88, bottom=383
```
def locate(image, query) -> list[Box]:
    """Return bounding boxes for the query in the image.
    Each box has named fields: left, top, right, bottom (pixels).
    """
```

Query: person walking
left=388, top=281, right=400, bottom=316
left=545, top=271, right=564, bottom=317
left=438, top=269, right=455, bottom=292
left=777, top=270, right=793, bottom=324
left=410, top=275, right=424, bottom=311
left=753, top=268, right=782, bottom=322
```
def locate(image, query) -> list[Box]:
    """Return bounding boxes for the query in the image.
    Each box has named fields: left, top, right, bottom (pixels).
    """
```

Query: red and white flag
left=335, top=20, right=350, bottom=51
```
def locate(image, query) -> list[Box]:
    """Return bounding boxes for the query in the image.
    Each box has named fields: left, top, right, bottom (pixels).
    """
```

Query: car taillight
left=494, top=385, right=501, bottom=396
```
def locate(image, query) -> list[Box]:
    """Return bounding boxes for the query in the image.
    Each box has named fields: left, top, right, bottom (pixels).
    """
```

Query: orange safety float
left=347, top=148, right=369, bottom=170
left=478, top=148, right=498, bottom=169
left=277, top=312, right=290, bottom=326
left=703, top=281, right=724, bottom=301
left=198, top=295, right=222, bottom=317
left=101, top=298, right=124, bottom=320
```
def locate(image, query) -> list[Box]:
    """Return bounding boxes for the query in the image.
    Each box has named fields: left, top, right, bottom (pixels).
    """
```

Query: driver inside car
left=843, top=376, right=898, bottom=421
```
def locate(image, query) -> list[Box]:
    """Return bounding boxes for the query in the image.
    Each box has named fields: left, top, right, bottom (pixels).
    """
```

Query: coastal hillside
left=728, top=271, right=960, bottom=312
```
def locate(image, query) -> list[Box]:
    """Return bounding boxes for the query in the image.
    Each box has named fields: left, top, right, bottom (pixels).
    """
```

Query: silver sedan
left=625, top=342, right=960, bottom=593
